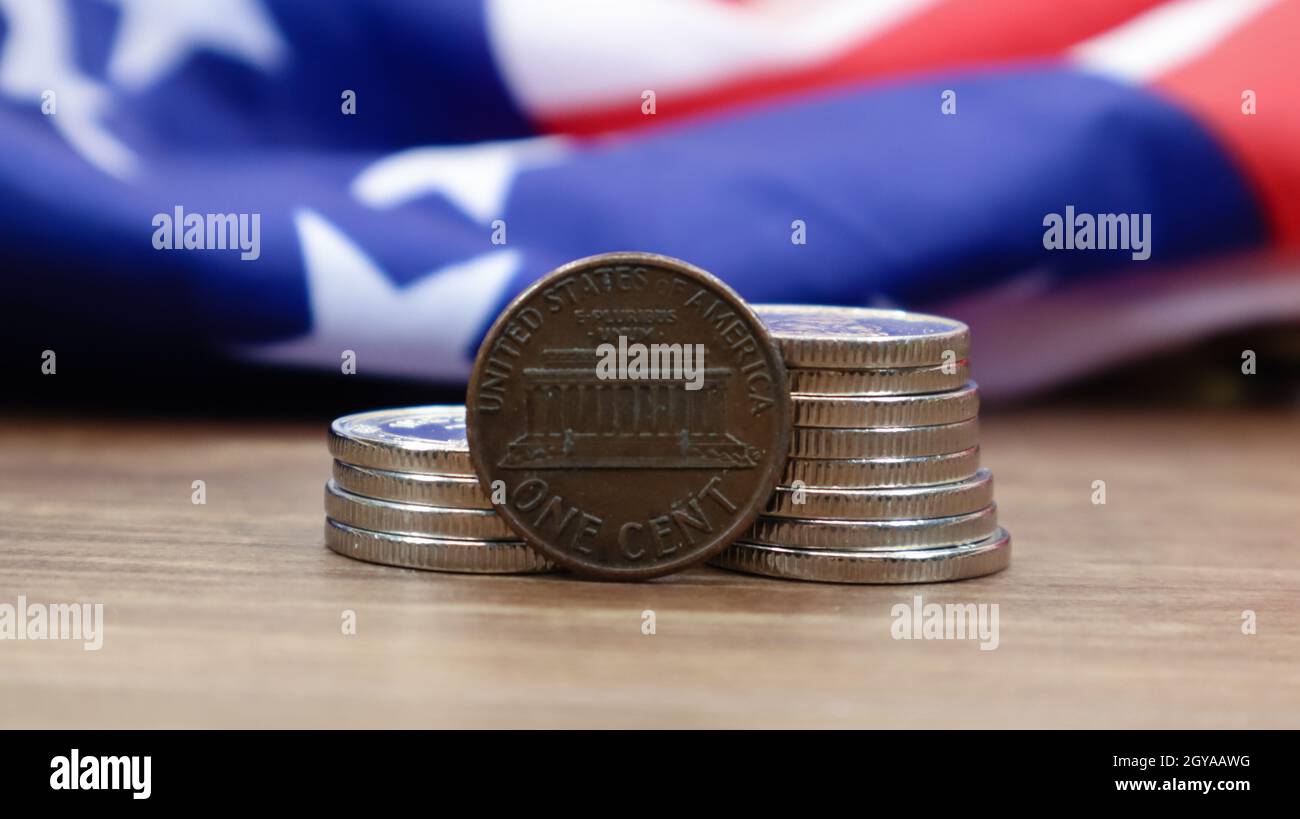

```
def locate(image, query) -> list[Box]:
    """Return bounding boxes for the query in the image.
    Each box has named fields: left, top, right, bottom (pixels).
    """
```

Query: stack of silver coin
left=323, top=307, right=1009, bottom=584
left=710, top=305, right=1012, bottom=584
left=323, top=406, right=554, bottom=574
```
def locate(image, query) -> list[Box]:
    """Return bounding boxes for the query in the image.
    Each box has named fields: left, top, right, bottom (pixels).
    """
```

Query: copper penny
left=466, top=252, right=791, bottom=580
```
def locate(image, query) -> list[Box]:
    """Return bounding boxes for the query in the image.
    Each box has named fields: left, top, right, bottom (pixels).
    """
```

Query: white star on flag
left=244, top=209, right=521, bottom=379
left=248, top=138, right=570, bottom=377
left=104, top=0, right=287, bottom=90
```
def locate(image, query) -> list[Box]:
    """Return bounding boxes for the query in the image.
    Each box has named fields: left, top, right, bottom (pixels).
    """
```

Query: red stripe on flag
left=1154, top=1, right=1300, bottom=247
left=537, top=0, right=1166, bottom=136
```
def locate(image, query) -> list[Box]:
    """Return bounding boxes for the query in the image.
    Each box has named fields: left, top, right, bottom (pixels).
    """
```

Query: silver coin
left=790, top=418, right=979, bottom=459
left=792, top=383, right=979, bottom=428
left=324, top=480, right=513, bottom=540
left=782, top=447, right=980, bottom=488
left=328, top=405, right=473, bottom=475
left=787, top=362, right=970, bottom=396
left=754, top=305, right=970, bottom=369
left=766, top=469, right=992, bottom=519
left=325, top=518, right=554, bottom=574
left=711, top=528, right=1012, bottom=584
left=332, top=460, right=492, bottom=509
left=746, top=504, right=998, bottom=551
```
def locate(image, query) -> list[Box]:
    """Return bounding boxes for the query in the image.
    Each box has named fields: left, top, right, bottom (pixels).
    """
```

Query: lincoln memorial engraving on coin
left=467, top=253, right=790, bottom=580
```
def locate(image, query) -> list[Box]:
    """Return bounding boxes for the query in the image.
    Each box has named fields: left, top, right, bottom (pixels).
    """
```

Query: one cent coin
left=467, top=252, right=791, bottom=580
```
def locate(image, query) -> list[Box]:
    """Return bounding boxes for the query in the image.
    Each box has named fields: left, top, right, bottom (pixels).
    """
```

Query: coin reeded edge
left=755, top=305, right=971, bottom=369
left=765, top=468, right=994, bottom=519
left=789, top=418, right=980, bottom=459
left=324, top=480, right=515, bottom=541
left=786, top=362, right=970, bottom=396
left=745, top=504, right=999, bottom=550
left=790, top=382, right=979, bottom=428
left=331, top=460, right=491, bottom=508
left=781, top=446, right=980, bottom=488
left=711, top=528, right=1012, bottom=584
left=324, top=518, right=554, bottom=574
left=327, top=429, right=475, bottom=476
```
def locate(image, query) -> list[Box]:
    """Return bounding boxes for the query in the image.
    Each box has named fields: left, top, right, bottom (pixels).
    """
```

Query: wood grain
left=1, top=409, right=1297, bottom=728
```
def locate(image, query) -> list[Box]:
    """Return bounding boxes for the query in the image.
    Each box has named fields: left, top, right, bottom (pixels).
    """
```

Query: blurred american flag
left=2, top=0, right=1297, bottom=398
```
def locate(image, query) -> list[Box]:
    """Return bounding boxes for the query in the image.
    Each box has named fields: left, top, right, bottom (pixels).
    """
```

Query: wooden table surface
left=1, top=408, right=1297, bottom=729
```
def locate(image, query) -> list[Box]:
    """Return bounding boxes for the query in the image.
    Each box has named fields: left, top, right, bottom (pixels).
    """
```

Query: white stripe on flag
left=485, top=0, right=937, bottom=116
left=1071, top=0, right=1277, bottom=83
